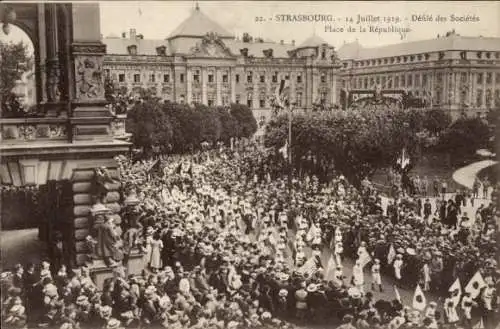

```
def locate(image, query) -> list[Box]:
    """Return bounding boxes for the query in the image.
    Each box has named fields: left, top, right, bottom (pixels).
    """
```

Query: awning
left=452, top=160, right=498, bottom=189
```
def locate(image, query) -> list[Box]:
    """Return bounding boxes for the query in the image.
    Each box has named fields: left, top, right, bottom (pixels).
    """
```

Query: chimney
left=280, top=40, right=284, bottom=45
left=130, top=28, right=137, bottom=40
left=292, top=40, right=295, bottom=46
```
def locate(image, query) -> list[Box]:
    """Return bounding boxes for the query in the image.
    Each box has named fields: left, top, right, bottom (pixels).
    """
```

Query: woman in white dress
left=149, top=232, right=164, bottom=272
left=393, top=254, right=403, bottom=287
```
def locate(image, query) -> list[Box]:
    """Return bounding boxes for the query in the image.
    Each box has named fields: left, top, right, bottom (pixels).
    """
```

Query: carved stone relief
left=75, top=56, right=105, bottom=101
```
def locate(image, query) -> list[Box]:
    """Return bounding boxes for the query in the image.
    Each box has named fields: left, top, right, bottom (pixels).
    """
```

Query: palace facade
left=102, top=5, right=500, bottom=119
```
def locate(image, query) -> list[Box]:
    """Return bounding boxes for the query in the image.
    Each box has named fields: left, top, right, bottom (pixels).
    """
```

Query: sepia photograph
left=0, top=1, right=499, bottom=329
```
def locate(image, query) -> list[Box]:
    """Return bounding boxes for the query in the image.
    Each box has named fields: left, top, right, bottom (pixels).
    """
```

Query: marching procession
left=1, top=143, right=498, bottom=329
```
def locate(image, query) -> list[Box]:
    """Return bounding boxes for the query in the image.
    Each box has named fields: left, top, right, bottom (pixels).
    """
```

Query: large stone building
left=102, top=5, right=341, bottom=120
left=102, top=5, right=500, bottom=119
left=338, top=30, right=500, bottom=118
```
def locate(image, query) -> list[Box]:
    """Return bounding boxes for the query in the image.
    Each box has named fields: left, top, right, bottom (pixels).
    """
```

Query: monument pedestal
left=89, top=250, right=144, bottom=290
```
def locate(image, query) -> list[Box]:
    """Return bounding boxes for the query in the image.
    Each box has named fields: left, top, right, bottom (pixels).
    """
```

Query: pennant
left=465, top=271, right=487, bottom=298
left=473, top=318, right=484, bottom=329
left=305, top=224, right=318, bottom=243
left=297, top=256, right=320, bottom=278
left=394, top=285, right=401, bottom=302
left=359, top=252, right=372, bottom=269
left=448, top=278, right=462, bottom=307
left=387, top=244, right=396, bottom=264
left=412, top=284, right=427, bottom=311
left=325, top=254, right=336, bottom=279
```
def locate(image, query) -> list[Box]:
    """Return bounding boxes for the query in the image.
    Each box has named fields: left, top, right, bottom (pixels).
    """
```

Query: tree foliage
left=264, top=108, right=453, bottom=186
left=125, top=96, right=257, bottom=155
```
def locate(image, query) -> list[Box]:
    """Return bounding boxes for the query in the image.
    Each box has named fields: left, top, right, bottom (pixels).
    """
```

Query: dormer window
left=321, top=50, right=326, bottom=59
left=127, top=45, right=138, bottom=55
left=156, top=46, right=166, bottom=56
left=477, top=51, right=482, bottom=59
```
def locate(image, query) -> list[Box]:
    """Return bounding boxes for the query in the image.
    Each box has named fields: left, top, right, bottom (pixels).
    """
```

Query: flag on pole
left=305, top=223, right=318, bottom=243
left=473, top=318, right=484, bottom=329
left=297, top=255, right=321, bottom=278
left=396, top=148, right=411, bottom=170
left=412, top=284, right=427, bottom=311
left=279, top=140, right=288, bottom=160
left=387, top=244, right=396, bottom=264
left=274, top=78, right=291, bottom=109
left=465, top=271, right=487, bottom=298
left=394, top=285, right=401, bottom=303
left=448, top=278, right=462, bottom=307
left=325, top=254, right=336, bottom=279
left=359, top=252, right=372, bottom=269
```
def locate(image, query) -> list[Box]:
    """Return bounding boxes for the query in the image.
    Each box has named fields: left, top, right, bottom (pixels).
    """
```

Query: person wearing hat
left=294, top=281, right=308, bottom=322
left=371, top=259, right=383, bottom=292
left=352, top=260, right=365, bottom=295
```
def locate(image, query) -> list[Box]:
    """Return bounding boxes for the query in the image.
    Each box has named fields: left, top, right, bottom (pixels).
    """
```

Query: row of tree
left=263, top=108, right=491, bottom=186
left=125, top=97, right=257, bottom=155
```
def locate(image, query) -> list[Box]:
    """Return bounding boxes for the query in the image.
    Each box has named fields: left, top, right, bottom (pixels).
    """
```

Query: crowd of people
left=1, top=144, right=499, bottom=329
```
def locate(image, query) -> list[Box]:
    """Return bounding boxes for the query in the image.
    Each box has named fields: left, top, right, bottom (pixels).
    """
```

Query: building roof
left=104, top=37, right=169, bottom=55
left=338, top=34, right=500, bottom=60
left=167, top=6, right=232, bottom=39
left=296, top=34, right=329, bottom=49
left=225, top=40, right=295, bottom=58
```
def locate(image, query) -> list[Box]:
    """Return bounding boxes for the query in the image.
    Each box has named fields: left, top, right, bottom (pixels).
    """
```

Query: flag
left=187, top=163, right=193, bottom=177
left=297, top=256, right=320, bottom=278
left=394, top=285, right=401, bottom=302
left=387, top=244, right=396, bottom=264
left=396, top=148, right=410, bottom=170
left=175, top=163, right=182, bottom=174
left=325, top=254, right=336, bottom=279
left=473, top=318, right=484, bottom=329
left=274, top=78, right=291, bottom=108
left=412, top=284, right=427, bottom=311
left=148, top=159, right=161, bottom=175
left=306, top=224, right=318, bottom=243
left=359, top=252, right=372, bottom=269
left=465, top=271, right=487, bottom=298
left=448, top=278, right=462, bottom=307
left=278, top=140, right=288, bottom=160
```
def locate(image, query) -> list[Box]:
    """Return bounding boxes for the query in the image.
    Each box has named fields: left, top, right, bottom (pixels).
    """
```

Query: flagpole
left=287, top=102, right=292, bottom=192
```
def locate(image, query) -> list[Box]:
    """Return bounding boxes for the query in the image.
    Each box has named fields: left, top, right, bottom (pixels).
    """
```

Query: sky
left=2, top=1, right=499, bottom=51
left=99, top=1, right=500, bottom=48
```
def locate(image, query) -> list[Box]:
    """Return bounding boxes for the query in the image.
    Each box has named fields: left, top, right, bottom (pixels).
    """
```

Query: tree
left=264, top=108, right=452, bottom=186
left=0, top=41, right=33, bottom=117
left=126, top=99, right=173, bottom=155
left=230, top=103, right=257, bottom=138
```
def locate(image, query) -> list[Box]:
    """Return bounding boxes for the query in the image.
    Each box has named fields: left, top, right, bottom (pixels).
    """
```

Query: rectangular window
left=381, top=76, right=386, bottom=87
left=460, top=73, right=467, bottom=83
left=208, top=74, right=214, bottom=83
left=235, top=94, right=241, bottom=104
left=119, top=74, right=125, bottom=82
left=486, top=73, right=492, bottom=84
left=376, top=76, right=380, bottom=85
left=259, top=99, right=265, bottom=108
left=297, top=74, right=302, bottom=83
left=296, top=92, right=302, bottom=107
left=477, top=73, right=483, bottom=84
left=435, top=90, right=441, bottom=105
left=321, top=74, right=326, bottom=83
left=235, top=74, right=240, bottom=83
left=415, top=74, right=420, bottom=87
left=400, top=75, right=405, bottom=87
left=193, top=72, right=200, bottom=83
left=149, top=74, right=155, bottom=82
left=164, top=74, right=170, bottom=83
left=395, top=76, right=399, bottom=88
left=477, top=89, right=483, bottom=107
left=260, top=75, right=265, bottom=83
left=407, top=75, right=412, bottom=87
left=272, top=73, right=278, bottom=83
left=247, top=93, right=253, bottom=108
left=247, top=73, right=253, bottom=83
left=134, top=74, right=140, bottom=83
left=320, top=92, right=327, bottom=101
left=422, top=74, right=428, bottom=86
left=222, top=74, right=228, bottom=83
left=222, top=95, right=229, bottom=105
left=180, top=74, right=184, bottom=83
left=208, top=99, right=214, bottom=107
left=388, top=78, right=393, bottom=89
left=496, top=73, right=500, bottom=84
left=364, top=78, right=368, bottom=89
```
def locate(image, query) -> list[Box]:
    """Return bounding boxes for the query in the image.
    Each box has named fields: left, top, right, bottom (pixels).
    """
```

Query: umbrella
left=452, top=160, right=498, bottom=189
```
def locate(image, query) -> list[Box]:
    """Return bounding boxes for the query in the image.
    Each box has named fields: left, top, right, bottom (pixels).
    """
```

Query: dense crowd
left=1, top=144, right=499, bottom=329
